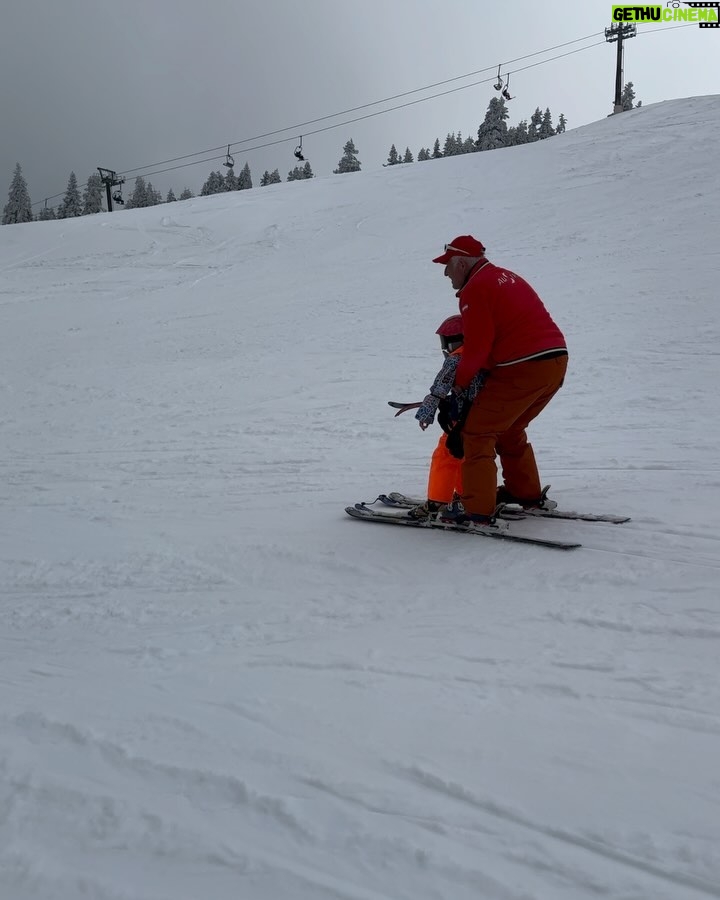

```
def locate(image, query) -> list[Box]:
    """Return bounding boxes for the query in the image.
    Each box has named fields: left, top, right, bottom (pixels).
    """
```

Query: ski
left=373, top=491, right=630, bottom=525
left=503, top=506, right=630, bottom=524
left=345, top=505, right=581, bottom=550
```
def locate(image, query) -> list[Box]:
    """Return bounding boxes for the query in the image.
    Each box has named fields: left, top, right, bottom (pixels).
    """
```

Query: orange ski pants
left=460, top=355, right=568, bottom=516
left=427, top=433, right=462, bottom=503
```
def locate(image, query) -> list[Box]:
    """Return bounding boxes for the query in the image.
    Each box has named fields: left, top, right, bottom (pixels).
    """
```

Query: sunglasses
left=444, top=244, right=469, bottom=255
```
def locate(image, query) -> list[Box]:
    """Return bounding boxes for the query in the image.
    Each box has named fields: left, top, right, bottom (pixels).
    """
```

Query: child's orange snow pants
left=427, top=433, right=462, bottom=503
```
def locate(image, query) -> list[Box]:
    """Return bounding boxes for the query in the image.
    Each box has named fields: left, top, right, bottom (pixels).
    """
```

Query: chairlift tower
left=97, top=168, right=125, bottom=212
left=605, top=22, right=636, bottom=114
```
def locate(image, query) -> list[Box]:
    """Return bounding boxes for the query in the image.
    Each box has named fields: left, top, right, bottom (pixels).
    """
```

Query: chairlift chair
left=294, top=136, right=305, bottom=162
left=223, top=145, right=235, bottom=168
left=501, top=74, right=513, bottom=101
left=494, top=64, right=504, bottom=92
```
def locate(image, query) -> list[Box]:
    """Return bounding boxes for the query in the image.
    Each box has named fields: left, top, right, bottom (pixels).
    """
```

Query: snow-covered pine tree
left=200, top=171, right=225, bottom=195
left=288, top=165, right=314, bottom=181
left=125, top=176, right=146, bottom=208
left=418, top=148, right=430, bottom=161
left=179, top=188, right=194, bottom=200
left=333, top=139, right=361, bottom=173
left=431, top=138, right=442, bottom=159
left=2, top=163, right=33, bottom=225
left=82, top=173, right=104, bottom=214
left=442, top=133, right=458, bottom=156
left=621, top=82, right=637, bottom=111
left=528, top=107, right=543, bottom=142
left=539, top=108, right=555, bottom=140
left=556, top=113, right=567, bottom=135
left=166, top=188, right=177, bottom=202
left=56, top=171, right=82, bottom=218
left=260, top=170, right=282, bottom=186
left=509, top=120, right=529, bottom=146
left=238, top=162, right=252, bottom=190
left=145, top=182, right=162, bottom=205
left=37, top=205, right=56, bottom=221
left=223, top=167, right=238, bottom=191
left=403, top=147, right=414, bottom=163
left=461, top=135, right=477, bottom=154
left=476, top=97, right=509, bottom=151
left=385, top=144, right=400, bottom=166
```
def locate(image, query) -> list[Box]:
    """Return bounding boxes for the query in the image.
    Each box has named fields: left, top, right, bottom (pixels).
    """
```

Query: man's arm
left=455, top=290, right=494, bottom=387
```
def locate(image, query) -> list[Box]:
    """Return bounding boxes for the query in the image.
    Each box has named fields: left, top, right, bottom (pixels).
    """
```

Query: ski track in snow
left=1, top=97, right=720, bottom=899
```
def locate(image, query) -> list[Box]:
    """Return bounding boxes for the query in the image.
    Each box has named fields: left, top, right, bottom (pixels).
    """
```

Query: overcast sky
left=2, top=0, right=718, bottom=210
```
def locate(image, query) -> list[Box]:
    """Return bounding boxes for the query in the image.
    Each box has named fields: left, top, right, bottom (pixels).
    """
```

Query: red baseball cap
left=432, top=235, right=486, bottom=264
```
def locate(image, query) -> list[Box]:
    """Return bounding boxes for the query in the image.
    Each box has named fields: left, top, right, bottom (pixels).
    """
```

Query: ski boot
left=496, top=484, right=558, bottom=511
left=407, top=500, right=442, bottom=521
left=438, top=499, right=508, bottom=530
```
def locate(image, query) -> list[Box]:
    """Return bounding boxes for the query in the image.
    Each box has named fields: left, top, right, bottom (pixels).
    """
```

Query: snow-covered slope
left=1, top=96, right=719, bottom=900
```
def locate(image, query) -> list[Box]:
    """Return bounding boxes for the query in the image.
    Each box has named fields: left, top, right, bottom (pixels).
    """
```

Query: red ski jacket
left=454, top=260, right=567, bottom=389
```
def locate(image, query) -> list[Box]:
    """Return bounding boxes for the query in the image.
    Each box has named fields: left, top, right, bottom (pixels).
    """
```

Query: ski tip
left=346, top=505, right=372, bottom=518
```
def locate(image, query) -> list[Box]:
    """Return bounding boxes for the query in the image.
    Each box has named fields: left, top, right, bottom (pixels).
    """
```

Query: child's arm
left=415, top=355, right=460, bottom=427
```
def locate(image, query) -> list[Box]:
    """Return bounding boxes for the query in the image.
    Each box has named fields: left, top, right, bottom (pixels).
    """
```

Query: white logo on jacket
left=497, top=271, right=516, bottom=285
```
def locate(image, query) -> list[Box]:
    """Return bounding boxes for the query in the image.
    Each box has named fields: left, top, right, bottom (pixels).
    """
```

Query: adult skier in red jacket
left=431, top=235, right=568, bottom=526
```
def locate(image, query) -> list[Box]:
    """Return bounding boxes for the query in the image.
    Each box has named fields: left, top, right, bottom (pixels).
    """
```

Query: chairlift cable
left=118, top=30, right=607, bottom=178
left=30, top=24, right=695, bottom=207
left=111, top=41, right=612, bottom=183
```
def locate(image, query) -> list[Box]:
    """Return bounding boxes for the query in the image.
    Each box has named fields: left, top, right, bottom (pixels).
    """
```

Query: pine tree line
left=1, top=163, right=198, bottom=222
left=2, top=136, right=365, bottom=221
left=200, top=157, right=319, bottom=196
left=389, top=100, right=570, bottom=165
left=2, top=85, right=642, bottom=225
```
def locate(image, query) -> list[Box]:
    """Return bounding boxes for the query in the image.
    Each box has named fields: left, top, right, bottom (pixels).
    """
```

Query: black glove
left=446, top=426, right=464, bottom=459
left=437, top=389, right=467, bottom=434
left=441, top=388, right=471, bottom=458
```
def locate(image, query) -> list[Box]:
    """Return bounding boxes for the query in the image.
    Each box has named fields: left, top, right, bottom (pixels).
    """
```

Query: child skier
left=408, top=315, right=466, bottom=520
